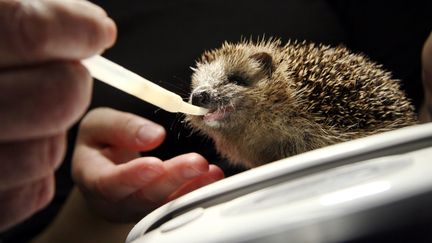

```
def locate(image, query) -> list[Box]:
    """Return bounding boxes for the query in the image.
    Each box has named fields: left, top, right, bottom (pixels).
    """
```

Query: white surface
left=131, top=147, right=432, bottom=243
left=127, top=123, right=432, bottom=243
left=159, top=208, right=204, bottom=233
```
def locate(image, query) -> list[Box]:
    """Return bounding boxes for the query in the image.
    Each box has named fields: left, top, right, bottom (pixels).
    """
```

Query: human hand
left=0, top=0, right=116, bottom=231
left=72, top=108, right=224, bottom=222
left=420, top=32, right=432, bottom=122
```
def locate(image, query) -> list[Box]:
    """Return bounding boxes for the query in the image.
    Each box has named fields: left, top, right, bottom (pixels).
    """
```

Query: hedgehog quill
left=185, top=39, right=417, bottom=169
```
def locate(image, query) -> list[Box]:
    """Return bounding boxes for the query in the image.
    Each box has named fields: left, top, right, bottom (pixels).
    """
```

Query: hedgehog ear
left=249, top=52, right=273, bottom=77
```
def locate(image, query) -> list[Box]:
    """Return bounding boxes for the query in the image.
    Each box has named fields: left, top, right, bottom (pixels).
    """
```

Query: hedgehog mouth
left=202, top=106, right=234, bottom=126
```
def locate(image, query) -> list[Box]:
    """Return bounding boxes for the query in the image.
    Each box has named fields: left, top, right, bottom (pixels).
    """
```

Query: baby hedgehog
left=185, top=39, right=417, bottom=169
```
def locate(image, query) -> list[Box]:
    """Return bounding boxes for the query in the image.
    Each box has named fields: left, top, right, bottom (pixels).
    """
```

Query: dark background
left=1, top=0, right=431, bottom=242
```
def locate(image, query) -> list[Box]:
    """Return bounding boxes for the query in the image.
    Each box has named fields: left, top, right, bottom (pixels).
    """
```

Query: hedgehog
left=185, top=39, right=417, bottom=169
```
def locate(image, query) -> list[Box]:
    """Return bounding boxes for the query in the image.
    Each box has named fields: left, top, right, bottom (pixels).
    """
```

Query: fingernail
left=182, top=167, right=204, bottom=179
left=137, top=125, right=165, bottom=144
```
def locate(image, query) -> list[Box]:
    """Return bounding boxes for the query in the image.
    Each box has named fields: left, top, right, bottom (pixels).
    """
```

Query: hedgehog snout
left=191, top=90, right=212, bottom=107
left=190, top=84, right=238, bottom=110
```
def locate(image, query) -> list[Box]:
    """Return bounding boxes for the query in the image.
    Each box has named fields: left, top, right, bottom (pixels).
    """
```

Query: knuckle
left=78, top=107, right=113, bottom=134
left=84, top=22, right=106, bottom=51
left=186, top=152, right=205, bottom=163
left=86, top=107, right=113, bottom=119
left=12, top=1, right=50, bottom=59
left=123, top=114, right=141, bottom=134
left=94, top=174, right=117, bottom=202
left=68, top=1, right=112, bottom=51
left=82, top=107, right=113, bottom=126
left=164, top=173, right=185, bottom=191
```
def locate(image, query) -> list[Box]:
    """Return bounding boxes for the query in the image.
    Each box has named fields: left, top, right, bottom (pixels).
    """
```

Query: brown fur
left=185, top=39, right=417, bottom=169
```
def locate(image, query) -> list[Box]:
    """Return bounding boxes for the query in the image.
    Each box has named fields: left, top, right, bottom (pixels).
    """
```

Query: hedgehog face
left=187, top=50, right=275, bottom=132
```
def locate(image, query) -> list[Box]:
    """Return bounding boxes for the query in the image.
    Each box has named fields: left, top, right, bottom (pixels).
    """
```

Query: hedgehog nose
left=191, top=91, right=211, bottom=107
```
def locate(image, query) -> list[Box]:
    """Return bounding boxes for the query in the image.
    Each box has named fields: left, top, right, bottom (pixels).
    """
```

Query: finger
left=166, top=164, right=225, bottom=202
left=78, top=108, right=166, bottom=151
left=133, top=153, right=211, bottom=203
left=0, top=133, right=66, bottom=190
left=0, top=61, right=92, bottom=141
left=0, top=0, right=117, bottom=67
left=0, top=174, right=55, bottom=232
left=75, top=156, right=165, bottom=202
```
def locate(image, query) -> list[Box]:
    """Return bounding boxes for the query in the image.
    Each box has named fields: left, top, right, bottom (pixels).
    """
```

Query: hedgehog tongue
left=203, top=107, right=233, bottom=123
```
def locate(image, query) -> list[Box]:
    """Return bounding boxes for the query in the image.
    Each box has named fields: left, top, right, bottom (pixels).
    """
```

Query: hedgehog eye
left=228, top=74, right=249, bottom=86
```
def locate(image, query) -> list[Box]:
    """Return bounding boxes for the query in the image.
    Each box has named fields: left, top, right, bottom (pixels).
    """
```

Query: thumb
left=78, top=108, right=166, bottom=151
left=0, top=0, right=117, bottom=67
